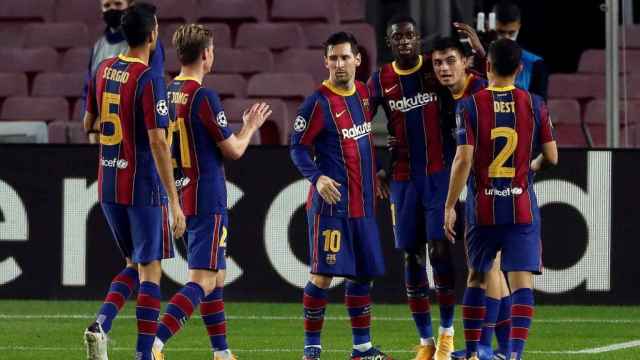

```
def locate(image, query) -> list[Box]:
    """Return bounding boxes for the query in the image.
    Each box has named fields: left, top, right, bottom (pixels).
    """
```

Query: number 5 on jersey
left=100, top=92, right=122, bottom=145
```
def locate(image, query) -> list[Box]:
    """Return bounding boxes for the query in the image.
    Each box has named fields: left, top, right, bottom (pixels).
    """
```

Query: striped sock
left=433, top=259, right=456, bottom=329
left=200, top=287, right=228, bottom=352
left=405, top=256, right=433, bottom=340
left=96, top=266, right=138, bottom=333
left=495, top=295, right=512, bottom=355
left=156, top=282, right=205, bottom=344
left=511, top=289, right=534, bottom=359
left=303, top=282, right=328, bottom=348
left=136, top=281, right=161, bottom=360
left=480, top=297, right=500, bottom=347
left=462, top=287, right=486, bottom=355
left=345, top=280, right=372, bottom=347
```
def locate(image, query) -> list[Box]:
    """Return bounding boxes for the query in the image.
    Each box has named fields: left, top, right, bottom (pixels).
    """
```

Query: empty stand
left=0, top=47, right=58, bottom=73
left=275, top=49, right=326, bottom=85
left=0, top=0, right=55, bottom=22
left=0, top=73, right=28, bottom=98
left=203, top=74, right=247, bottom=98
left=60, top=47, right=91, bottom=73
left=67, top=121, right=88, bottom=143
left=623, top=26, right=640, bottom=49
left=0, top=24, right=25, bottom=47
left=236, top=23, right=306, bottom=50
left=148, top=0, right=196, bottom=23
left=24, top=22, right=90, bottom=49
left=338, top=0, right=367, bottom=23
left=164, top=48, right=180, bottom=73
left=214, top=48, right=274, bottom=74
left=72, top=100, right=85, bottom=122
left=54, top=0, right=100, bottom=23
left=270, top=0, right=339, bottom=23
left=548, top=74, right=605, bottom=99
left=160, top=23, right=232, bottom=49
left=578, top=49, right=640, bottom=73
left=47, top=121, right=68, bottom=143
left=196, top=0, right=268, bottom=22
left=247, top=73, right=315, bottom=99
left=624, top=76, right=640, bottom=99
left=547, top=99, right=584, bottom=147
left=32, top=73, right=85, bottom=98
left=223, top=98, right=289, bottom=144
left=1, top=97, right=69, bottom=122
left=228, top=122, right=261, bottom=145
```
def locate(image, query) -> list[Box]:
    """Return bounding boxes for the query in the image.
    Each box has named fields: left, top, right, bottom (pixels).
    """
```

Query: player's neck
left=449, top=74, right=470, bottom=97
left=328, top=79, right=355, bottom=92
left=124, top=46, right=150, bottom=66
left=178, top=65, right=204, bottom=84
left=394, top=55, right=420, bottom=70
left=489, top=75, right=515, bottom=89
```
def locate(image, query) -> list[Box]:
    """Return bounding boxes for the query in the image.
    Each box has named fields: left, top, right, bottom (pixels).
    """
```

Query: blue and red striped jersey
left=167, top=76, right=232, bottom=216
left=368, top=54, right=448, bottom=180
left=86, top=54, right=170, bottom=206
left=456, top=85, right=555, bottom=226
left=290, top=80, right=377, bottom=218
left=453, top=72, right=488, bottom=101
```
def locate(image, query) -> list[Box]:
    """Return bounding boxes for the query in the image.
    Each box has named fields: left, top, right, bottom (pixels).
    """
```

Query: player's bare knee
left=189, top=269, right=217, bottom=295
left=508, top=271, right=533, bottom=292
left=310, top=274, right=332, bottom=289
left=467, top=270, right=487, bottom=288
left=138, top=260, right=162, bottom=284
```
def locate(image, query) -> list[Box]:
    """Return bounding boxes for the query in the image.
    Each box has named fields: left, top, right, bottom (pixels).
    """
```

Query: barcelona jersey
left=86, top=54, right=170, bottom=206
left=167, top=77, right=232, bottom=216
left=456, top=85, right=555, bottom=226
left=290, top=81, right=377, bottom=218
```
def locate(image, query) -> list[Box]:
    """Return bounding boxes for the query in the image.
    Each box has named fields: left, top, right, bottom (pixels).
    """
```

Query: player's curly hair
left=172, top=24, right=213, bottom=66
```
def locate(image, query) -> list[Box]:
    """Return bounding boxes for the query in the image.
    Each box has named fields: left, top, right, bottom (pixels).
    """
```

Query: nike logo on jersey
left=335, top=110, right=347, bottom=117
left=384, top=84, right=399, bottom=94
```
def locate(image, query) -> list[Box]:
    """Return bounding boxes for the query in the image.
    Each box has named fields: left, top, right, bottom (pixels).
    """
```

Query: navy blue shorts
left=307, top=211, right=385, bottom=279
left=184, top=214, right=227, bottom=271
left=390, top=170, right=450, bottom=250
left=465, top=218, right=542, bottom=274
left=101, top=203, right=174, bottom=264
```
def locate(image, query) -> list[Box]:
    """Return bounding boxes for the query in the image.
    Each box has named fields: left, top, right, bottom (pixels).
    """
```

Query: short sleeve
left=455, top=99, right=476, bottom=146
left=198, top=89, right=233, bottom=143
left=290, top=94, right=325, bottom=146
left=536, top=96, right=555, bottom=144
left=85, top=76, right=98, bottom=116
left=142, top=74, right=170, bottom=130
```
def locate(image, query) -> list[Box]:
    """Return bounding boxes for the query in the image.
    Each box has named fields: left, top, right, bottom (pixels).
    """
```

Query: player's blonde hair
left=172, top=24, right=213, bottom=66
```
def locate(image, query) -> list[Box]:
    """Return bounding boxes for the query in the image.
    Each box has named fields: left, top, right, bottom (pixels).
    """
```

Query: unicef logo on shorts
left=216, top=111, right=228, bottom=127
left=294, top=116, right=307, bottom=132
left=511, top=187, right=523, bottom=195
left=156, top=100, right=169, bottom=116
left=116, top=159, right=128, bottom=169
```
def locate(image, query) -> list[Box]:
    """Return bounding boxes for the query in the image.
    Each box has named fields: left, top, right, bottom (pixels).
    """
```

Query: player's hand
left=170, top=201, right=186, bottom=239
left=375, top=169, right=390, bottom=199
left=443, top=206, right=457, bottom=244
left=453, top=22, right=486, bottom=58
left=316, top=175, right=341, bottom=205
left=242, top=102, right=272, bottom=130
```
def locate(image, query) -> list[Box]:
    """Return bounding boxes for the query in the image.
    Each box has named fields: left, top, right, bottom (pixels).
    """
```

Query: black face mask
left=103, top=9, right=124, bottom=29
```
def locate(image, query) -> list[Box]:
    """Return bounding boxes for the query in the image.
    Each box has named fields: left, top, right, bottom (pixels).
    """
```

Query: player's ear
left=354, top=52, right=362, bottom=67
left=324, top=55, right=329, bottom=70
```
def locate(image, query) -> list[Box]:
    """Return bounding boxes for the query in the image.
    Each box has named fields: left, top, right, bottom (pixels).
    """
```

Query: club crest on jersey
left=216, top=111, right=228, bottom=127
left=326, top=254, right=336, bottom=265
left=362, top=98, right=370, bottom=112
left=156, top=100, right=169, bottom=116
left=341, top=122, right=371, bottom=140
left=388, top=92, right=437, bottom=112
left=294, top=115, right=307, bottom=132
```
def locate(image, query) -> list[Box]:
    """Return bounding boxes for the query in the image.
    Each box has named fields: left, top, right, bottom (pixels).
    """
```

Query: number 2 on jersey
left=488, top=127, right=518, bottom=178
left=100, top=92, right=123, bottom=145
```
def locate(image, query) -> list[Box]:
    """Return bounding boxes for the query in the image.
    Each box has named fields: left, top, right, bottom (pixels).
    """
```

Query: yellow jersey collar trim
left=392, top=55, right=423, bottom=76
left=118, top=54, right=146, bottom=65
left=453, top=74, right=473, bottom=100
left=322, top=80, right=356, bottom=96
left=174, top=75, right=202, bottom=85
left=487, top=85, right=516, bottom=92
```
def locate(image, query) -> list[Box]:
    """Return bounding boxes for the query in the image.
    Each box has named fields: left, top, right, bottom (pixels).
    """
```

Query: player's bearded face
left=432, top=49, right=468, bottom=87
left=387, top=22, right=420, bottom=60
left=325, top=43, right=361, bottom=87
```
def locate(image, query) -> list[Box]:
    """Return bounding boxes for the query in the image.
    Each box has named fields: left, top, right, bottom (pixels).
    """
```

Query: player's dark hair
left=488, top=38, right=522, bottom=77
left=173, top=24, right=213, bottom=65
left=324, top=32, right=359, bottom=56
left=431, top=36, right=468, bottom=58
left=386, top=14, right=417, bottom=31
left=121, top=2, right=157, bottom=48
left=494, top=0, right=521, bottom=23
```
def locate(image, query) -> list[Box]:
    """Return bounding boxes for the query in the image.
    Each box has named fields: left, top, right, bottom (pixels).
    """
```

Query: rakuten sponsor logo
left=100, top=158, right=128, bottom=169
left=341, top=122, right=371, bottom=140
left=484, top=187, right=523, bottom=197
left=388, top=92, right=437, bottom=112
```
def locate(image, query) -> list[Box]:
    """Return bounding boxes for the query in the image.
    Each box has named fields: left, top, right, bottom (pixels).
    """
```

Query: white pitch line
left=572, top=340, right=640, bottom=354
left=0, top=314, right=639, bottom=324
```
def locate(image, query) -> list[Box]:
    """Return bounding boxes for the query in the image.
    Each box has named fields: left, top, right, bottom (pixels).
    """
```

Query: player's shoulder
left=355, top=80, right=368, bottom=96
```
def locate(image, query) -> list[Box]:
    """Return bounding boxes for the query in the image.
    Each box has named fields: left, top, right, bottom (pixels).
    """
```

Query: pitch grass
left=1, top=301, right=639, bottom=360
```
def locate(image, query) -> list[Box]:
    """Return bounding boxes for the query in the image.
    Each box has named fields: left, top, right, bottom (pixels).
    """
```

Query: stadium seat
left=203, top=74, right=247, bottom=98
left=548, top=74, right=605, bottom=99
left=622, top=26, right=640, bottom=49
left=1, top=97, right=69, bottom=122
left=583, top=99, right=640, bottom=147
left=60, top=47, right=91, bottom=73
left=338, top=0, right=367, bottom=23
left=72, top=100, right=86, bottom=122
left=0, top=73, right=29, bottom=98
left=0, top=0, right=55, bottom=21
left=0, top=25, right=25, bottom=47
left=222, top=98, right=289, bottom=145
left=160, top=23, right=232, bottom=49
left=303, top=23, right=377, bottom=76
left=23, top=22, right=90, bottom=49
left=228, top=122, right=261, bottom=145
left=48, top=121, right=68, bottom=143
left=0, top=47, right=58, bottom=73
left=67, top=121, right=89, bottom=144
left=0, top=121, right=49, bottom=143
left=578, top=49, right=640, bottom=73
left=235, top=23, right=307, bottom=50
left=147, top=0, right=196, bottom=23
left=196, top=0, right=268, bottom=22
left=32, top=73, right=85, bottom=98
left=270, top=0, right=339, bottom=23
left=54, top=0, right=100, bottom=23
left=247, top=73, right=315, bottom=99
left=547, top=99, right=584, bottom=147
left=275, top=49, right=327, bottom=85
left=216, top=48, right=274, bottom=74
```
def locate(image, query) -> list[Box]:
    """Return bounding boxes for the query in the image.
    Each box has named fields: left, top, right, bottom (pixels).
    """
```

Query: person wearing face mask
left=82, top=0, right=165, bottom=134
left=493, top=0, right=548, bottom=100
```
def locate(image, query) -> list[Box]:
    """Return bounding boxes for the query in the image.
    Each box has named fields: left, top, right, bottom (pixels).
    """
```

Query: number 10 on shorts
left=322, top=230, right=341, bottom=253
